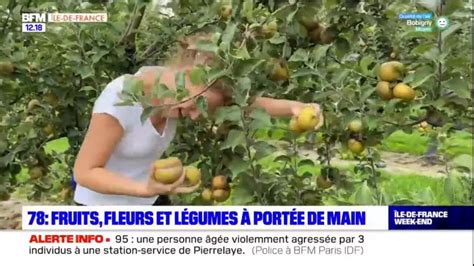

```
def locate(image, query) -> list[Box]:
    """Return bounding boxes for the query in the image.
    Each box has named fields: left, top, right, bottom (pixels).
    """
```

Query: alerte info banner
left=0, top=206, right=471, bottom=266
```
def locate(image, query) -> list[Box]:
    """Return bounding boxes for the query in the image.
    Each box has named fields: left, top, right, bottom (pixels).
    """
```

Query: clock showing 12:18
left=22, top=23, right=46, bottom=33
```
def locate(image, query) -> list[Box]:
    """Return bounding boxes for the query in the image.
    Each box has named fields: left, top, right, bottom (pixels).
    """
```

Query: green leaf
left=221, top=129, right=246, bottom=150
left=233, top=59, right=265, bottom=76
left=91, top=49, right=108, bottom=64
left=189, top=67, right=206, bottom=85
left=412, top=43, right=435, bottom=55
left=11, top=51, right=26, bottom=61
left=80, top=86, right=96, bottom=92
left=235, top=77, right=251, bottom=106
left=229, top=184, right=255, bottom=205
left=421, top=47, right=439, bottom=61
left=292, top=68, right=317, bottom=78
left=269, top=36, right=286, bottom=44
left=451, top=154, right=473, bottom=171
left=249, top=108, right=272, bottom=130
left=0, top=139, right=7, bottom=154
left=311, top=45, right=330, bottom=62
left=78, top=65, right=94, bottom=79
left=242, top=0, right=254, bottom=21
left=152, top=83, right=176, bottom=99
left=228, top=157, right=250, bottom=177
left=123, top=75, right=144, bottom=96
left=353, top=181, right=375, bottom=205
left=443, top=78, right=470, bottom=98
left=207, top=68, right=229, bottom=82
left=114, top=99, right=135, bottom=107
left=298, top=159, right=315, bottom=167
left=233, top=44, right=251, bottom=59
left=140, top=106, right=154, bottom=124
left=289, top=48, right=309, bottom=62
left=416, top=187, right=435, bottom=205
left=444, top=175, right=466, bottom=204
left=196, top=41, right=218, bottom=54
left=175, top=71, right=189, bottom=101
left=335, top=38, right=350, bottom=57
left=253, top=141, right=276, bottom=161
left=221, top=22, right=237, bottom=51
left=441, top=23, right=461, bottom=41
left=196, top=96, right=208, bottom=118
left=333, top=69, right=350, bottom=84
left=282, top=41, right=292, bottom=58
left=63, top=53, right=82, bottom=63
left=445, top=0, right=464, bottom=15
left=359, top=56, right=374, bottom=75
left=361, top=87, right=375, bottom=102
left=0, top=152, right=15, bottom=168
left=274, top=154, right=291, bottom=163
left=410, top=74, right=435, bottom=89
left=286, top=6, right=299, bottom=24
left=215, top=105, right=242, bottom=124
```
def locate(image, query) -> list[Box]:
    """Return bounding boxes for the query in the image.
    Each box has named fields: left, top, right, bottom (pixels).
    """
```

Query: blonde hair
left=164, top=31, right=234, bottom=106
left=166, top=32, right=214, bottom=66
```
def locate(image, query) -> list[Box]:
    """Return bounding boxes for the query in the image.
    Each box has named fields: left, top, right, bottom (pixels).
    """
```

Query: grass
left=380, top=173, right=451, bottom=204
left=381, top=130, right=473, bottom=157
left=381, top=131, right=429, bottom=155
left=258, top=153, right=470, bottom=205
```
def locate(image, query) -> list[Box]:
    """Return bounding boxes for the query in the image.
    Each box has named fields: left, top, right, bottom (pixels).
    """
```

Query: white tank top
left=74, top=67, right=177, bottom=205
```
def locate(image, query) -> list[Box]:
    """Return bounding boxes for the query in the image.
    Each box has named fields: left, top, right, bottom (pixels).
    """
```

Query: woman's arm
left=74, top=114, right=196, bottom=197
left=73, top=114, right=149, bottom=197
left=249, top=97, right=306, bottom=117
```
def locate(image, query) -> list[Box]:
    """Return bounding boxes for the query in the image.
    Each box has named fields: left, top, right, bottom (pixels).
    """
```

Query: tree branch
left=119, top=3, right=147, bottom=46
left=383, top=117, right=426, bottom=127
left=150, top=78, right=218, bottom=109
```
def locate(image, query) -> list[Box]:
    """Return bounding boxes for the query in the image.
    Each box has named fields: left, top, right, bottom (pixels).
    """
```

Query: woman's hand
left=291, top=103, right=324, bottom=130
left=141, top=165, right=201, bottom=197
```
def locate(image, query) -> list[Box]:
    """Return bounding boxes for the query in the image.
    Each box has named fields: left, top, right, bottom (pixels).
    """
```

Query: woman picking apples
left=73, top=32, right=324, bottom=206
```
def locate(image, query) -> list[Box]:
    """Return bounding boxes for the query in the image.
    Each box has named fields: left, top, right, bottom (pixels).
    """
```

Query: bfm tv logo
left=22, top=13, right=47, bottom=23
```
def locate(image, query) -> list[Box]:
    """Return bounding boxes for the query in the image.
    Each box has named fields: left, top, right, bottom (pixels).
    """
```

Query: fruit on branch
left=289, top=117, right=304, bottom=134
left=348, top=119, right=363, bottom=133
left=0, top=61, right=14, bottom=75
left=378, top=61, right=405, bottom=82
left=309, top=26, right=324, bottom=44
left=296, top=106, right=319, bottom=131
left=153, top=157, right=183, bottom=184
left=27, top=99, right=42, bottom=112
left=270, top=62, right=289, bottom=81
left=220, top=5, right=232, bottom=20
left=261, top=20, right=278, bottom=38
left=393, top=83, right=415, bottom=102
left=212, top=188, right=230, bottom=202
left=43, top=123, right=55, bottom=136
left=348, top=139, right=364, bottom=154
left=29, top=166, right=45, bottom=180
left=316, top=176, right=333, bottom=189
left=212, top=175, right=228, bottom=190
left=300, top=16, right=320, bottom=31
left=319, top=26, right=338, bottom=44
left=376, top=81, right=393, bottom=100
left=184, top=166, right=201, bottom=186
left=201, top=188, right=213, bottom=202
